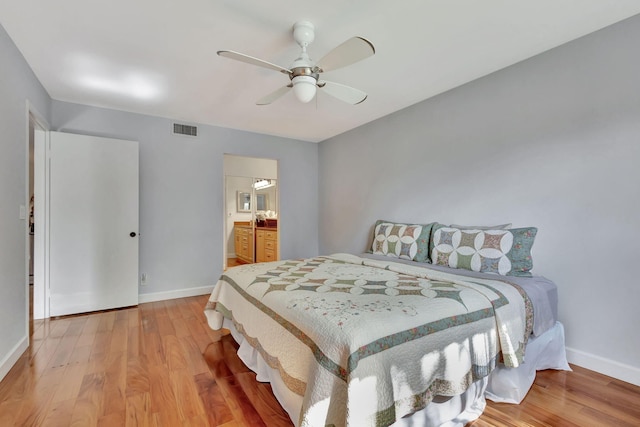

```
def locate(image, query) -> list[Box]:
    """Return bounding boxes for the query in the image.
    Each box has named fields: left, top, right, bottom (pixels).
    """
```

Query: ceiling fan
left=217, top=21, right=375, bottom=105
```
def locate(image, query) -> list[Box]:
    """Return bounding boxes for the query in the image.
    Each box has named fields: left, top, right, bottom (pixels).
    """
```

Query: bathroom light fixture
left=254, top=179, right=274, bottom=190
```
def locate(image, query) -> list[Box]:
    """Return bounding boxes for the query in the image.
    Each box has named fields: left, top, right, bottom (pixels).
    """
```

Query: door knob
left=130, top=232, right=137, bottom=237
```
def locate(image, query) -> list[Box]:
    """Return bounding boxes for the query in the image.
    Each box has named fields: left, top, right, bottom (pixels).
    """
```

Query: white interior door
left=33, top=128, right=47, bottom=319
left=49, top=131, right=139, bottom=316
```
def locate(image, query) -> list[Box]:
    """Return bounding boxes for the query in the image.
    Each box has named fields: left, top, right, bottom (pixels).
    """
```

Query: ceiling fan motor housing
left=289, top=33, right=319, bottom=85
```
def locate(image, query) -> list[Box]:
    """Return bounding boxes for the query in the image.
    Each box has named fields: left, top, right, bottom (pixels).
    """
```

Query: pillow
left=430, top=223, right=537, bottom=276
left=370, top=220, right=434, bottom=262
left=449, top=223, right=512, bottom=230
left=429, top=223, right=512, bottom=265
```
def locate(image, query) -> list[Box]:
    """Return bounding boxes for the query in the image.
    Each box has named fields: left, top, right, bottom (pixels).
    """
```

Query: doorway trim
left=26, top=100, right=50, bottom=328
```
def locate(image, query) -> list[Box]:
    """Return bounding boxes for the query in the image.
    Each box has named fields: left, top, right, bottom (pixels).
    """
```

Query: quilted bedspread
left=205, top=254, right=532, bottom=427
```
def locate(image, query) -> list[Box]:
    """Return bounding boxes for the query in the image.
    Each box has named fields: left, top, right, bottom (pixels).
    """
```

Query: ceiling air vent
left=173, top=123, right=198, bottom=137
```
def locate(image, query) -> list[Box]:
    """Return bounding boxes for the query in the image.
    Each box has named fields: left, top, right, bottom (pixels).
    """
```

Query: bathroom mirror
left=254, top=179, right=276, bottom=214
left=236, top=180, right=277, bottom=214
left=236, top=191, right=251, bottom=212
left=255, top=193, right=268, bottom=211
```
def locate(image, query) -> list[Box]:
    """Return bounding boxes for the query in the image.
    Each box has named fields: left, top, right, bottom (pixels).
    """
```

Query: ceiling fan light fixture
left=292, top=75, right=317, bottom=103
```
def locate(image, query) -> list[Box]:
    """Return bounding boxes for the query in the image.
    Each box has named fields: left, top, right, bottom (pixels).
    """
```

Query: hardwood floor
left=1, top=294, right=638, bottom=426
left=226, top=257, right=245, bottom=269
left=474, top=365, right=640, bottom=427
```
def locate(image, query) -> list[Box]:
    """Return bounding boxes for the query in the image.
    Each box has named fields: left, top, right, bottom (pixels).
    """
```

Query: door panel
left=33, top=129, right=47, bottom=319
left=49, top=131, right=138, bottom=316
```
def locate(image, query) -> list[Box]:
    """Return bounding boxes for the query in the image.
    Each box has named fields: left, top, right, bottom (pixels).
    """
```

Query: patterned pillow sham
left=370, top=220, right=434, bottom=263
left=430, top=223, right=537, bottom=276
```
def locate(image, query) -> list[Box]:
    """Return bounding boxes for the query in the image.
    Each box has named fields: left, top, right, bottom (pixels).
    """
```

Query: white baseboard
left=0, top=336, right=28, bottom=383
left=138, top=285, right=214, bottom=304
left=566, top=346, right=640, bottom=387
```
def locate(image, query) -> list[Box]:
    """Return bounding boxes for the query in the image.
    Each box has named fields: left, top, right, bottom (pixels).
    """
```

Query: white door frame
left=25, top=101, right=50, bottom=326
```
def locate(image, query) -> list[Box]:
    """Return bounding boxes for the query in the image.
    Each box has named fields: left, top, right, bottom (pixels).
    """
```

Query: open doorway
left=27, top=106, right=49, bottom=326
left=223, top=155, right=279, bottom=270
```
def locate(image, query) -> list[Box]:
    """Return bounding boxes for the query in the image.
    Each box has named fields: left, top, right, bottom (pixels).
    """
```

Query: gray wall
left=319, top=15, right=640, bottom=379
left=0, top=23, right=51, bottom=375
left=52, top=101, right=319, bottom=296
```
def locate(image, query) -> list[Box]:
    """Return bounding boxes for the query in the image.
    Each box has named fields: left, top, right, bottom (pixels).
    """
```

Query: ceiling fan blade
left=217, top=50, right=292, bottom=75
left=319, top=80, right=367, bottom=105
left=315, top=37, right=375, bottom=73
left=256, top=85, right=292, bottom=105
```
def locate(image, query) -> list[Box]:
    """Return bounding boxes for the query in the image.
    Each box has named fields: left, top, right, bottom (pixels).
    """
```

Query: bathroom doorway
left=223, top=155, right=279, bottom=269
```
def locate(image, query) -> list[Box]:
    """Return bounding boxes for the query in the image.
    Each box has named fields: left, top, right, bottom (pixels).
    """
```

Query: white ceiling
left=2, top=1, right=639, bottom=143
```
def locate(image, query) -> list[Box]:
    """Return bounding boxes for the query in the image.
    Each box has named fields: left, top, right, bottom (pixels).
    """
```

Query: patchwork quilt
left=205, top=254, right=533, bottom=427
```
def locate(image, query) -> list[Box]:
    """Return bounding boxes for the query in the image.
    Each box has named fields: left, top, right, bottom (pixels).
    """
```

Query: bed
left=205, top=249, right=569, bottom=426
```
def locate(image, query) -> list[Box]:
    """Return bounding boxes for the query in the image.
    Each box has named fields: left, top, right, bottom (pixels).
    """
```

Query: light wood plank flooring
left=226, top=258, right=245, bottom=269
left=1, top=294, right=639, bottom=426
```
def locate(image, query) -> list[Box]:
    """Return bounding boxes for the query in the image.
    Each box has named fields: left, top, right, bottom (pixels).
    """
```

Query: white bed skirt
left=223, top=319, right=570, bottom=426
left=486, top=321, right=571, bottom=404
